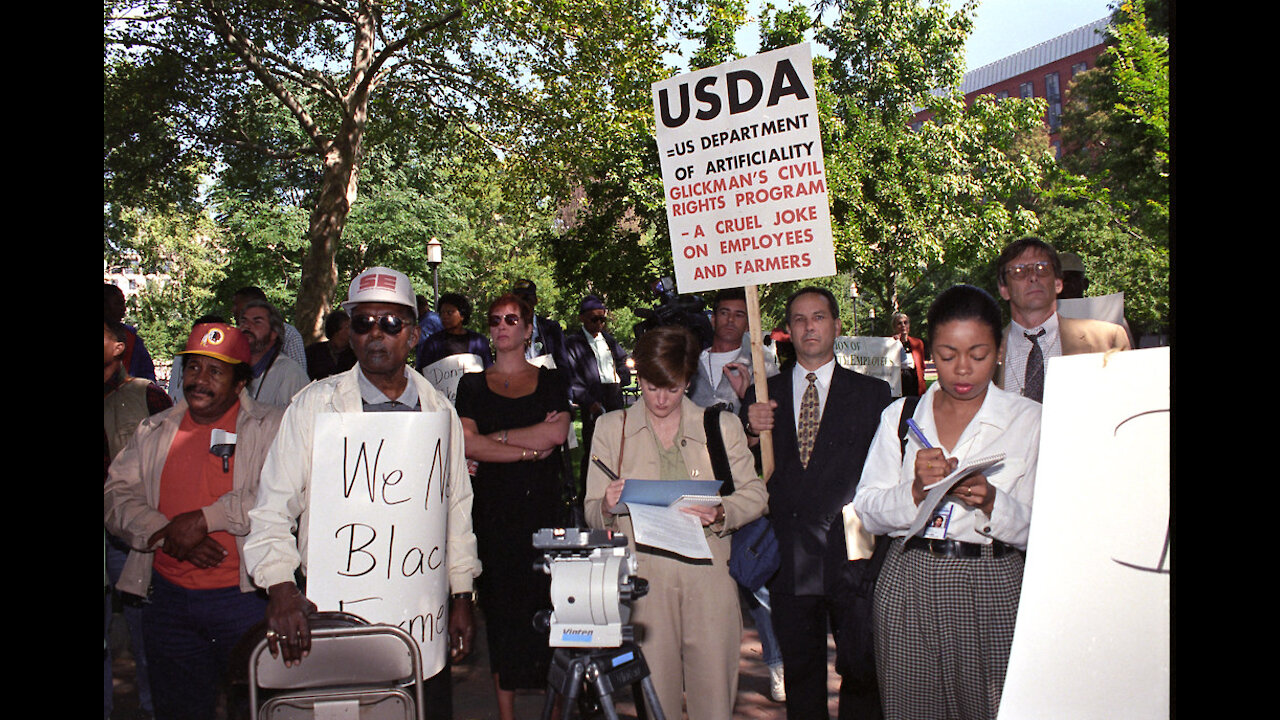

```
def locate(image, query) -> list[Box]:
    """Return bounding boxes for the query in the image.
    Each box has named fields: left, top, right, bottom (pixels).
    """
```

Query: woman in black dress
left=454, top=293, right=570, bottom=720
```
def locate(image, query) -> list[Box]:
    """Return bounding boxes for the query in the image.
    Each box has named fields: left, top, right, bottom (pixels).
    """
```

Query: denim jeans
left=106, top=536, right=153, bottom=718
left=740, top=583, right=782, bottom=668
left=142, top=573, right=267, bottom=720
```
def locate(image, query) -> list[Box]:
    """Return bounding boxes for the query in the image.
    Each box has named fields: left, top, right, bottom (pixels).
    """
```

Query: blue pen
left=905, top=419, right=933, bottom=449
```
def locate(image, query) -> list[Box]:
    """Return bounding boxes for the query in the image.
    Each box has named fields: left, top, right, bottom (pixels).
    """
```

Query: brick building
left=913, top=16, right=1111, bottom=155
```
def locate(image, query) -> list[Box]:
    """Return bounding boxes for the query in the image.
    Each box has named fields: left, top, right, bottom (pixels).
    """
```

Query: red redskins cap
left=176, top=323, right=252, bottom=365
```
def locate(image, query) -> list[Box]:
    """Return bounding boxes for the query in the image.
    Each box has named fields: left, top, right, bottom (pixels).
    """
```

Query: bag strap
left=897, top=395, right=921, bottom=457
left=616, top=410, right=627, bottom=479
left=704, top=407, right=735, bottom=496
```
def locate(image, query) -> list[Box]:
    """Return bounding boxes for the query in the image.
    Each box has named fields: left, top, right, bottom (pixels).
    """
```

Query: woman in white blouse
left=854, top=284, right=1041, bottom=720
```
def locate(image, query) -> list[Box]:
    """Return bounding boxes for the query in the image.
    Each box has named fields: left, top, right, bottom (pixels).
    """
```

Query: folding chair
left=248, top=611, right=425, bottom=720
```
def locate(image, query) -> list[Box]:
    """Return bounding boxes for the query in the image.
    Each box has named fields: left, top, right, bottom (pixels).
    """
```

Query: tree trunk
left=295, top=121, right=363, bottom=345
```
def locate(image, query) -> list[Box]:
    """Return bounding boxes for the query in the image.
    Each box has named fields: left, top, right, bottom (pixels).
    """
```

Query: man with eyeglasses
left=244, top=266, right=481, bottom=720
left=994, top=237, right=1130, bottom=402
left=564, top=294, right=631, bottom=485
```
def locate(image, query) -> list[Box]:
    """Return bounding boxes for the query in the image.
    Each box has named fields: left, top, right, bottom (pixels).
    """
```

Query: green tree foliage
left=105, top=0, right=685, bottom=342
left=815, top=0, right=1051, bottom=334
left=1045, top=0, right=1169, bottom=335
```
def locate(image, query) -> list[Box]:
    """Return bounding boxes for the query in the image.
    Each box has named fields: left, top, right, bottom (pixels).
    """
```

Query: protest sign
left=834, top=336, right=900, bottom=395
left=653, top=42, right=836, bottom=295
left=420, top=353, right=485, bottom=405
left=305, top=411, right=453, bottom=679
left=998, top=347, right=1169, bottom=719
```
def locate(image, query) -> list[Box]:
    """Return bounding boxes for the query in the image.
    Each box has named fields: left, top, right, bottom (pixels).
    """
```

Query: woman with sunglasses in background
left=415, top=292, right=494, bottom=372
left=453, top=293, right=571, bottom=720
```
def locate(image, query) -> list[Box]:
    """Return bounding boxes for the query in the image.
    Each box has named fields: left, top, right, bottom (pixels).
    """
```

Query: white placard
left=998, top=347, right=1169, bottom=719
left=834, top=336, right=900, bottom=395
left=654, top=43, right=836, bottom=294
left=419, top=354, right=485, bottom=405
left=305, top=411, right=453, bottom=678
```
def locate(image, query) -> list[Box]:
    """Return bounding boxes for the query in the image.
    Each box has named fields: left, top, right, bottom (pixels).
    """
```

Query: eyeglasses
left=350, top=313, right=408, bottom=336
left=1003, top=261, right=1054, bottom=282
left=585, top=314, right=608, bottom=324
left=488, top=314, right=521, bottom=327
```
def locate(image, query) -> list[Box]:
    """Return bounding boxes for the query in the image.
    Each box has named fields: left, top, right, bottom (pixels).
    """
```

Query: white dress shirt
left=1003, top=312, right=1062, bottom=398
left=853, top=381, right=1041, bottom=549
left=790, top=358, right=836, bottom=429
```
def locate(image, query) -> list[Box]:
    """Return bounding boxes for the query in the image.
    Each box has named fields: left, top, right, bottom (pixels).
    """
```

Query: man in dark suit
left=745, top=286, right=892, bottom=720
left=513, top=279, right=570, bottom=370
left=564, top=294, right=631, bottom=484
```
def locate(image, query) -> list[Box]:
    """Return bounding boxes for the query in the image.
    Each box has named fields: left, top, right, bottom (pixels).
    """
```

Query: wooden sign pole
left=745, top=284, right=774, bottom=481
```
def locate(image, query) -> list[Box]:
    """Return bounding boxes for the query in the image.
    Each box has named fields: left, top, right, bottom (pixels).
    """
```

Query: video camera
left=533, top=528, right=647, bottom=648
left=632, top=276, right=713, bottom=347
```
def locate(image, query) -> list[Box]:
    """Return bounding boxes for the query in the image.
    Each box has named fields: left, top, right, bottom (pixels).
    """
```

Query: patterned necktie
left=1023, top=329, right=1046, bottom=403
left=798, top=372, right=819, bottom=469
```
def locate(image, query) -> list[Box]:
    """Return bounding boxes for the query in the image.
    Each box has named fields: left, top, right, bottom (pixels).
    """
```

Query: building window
left=1019, top=81, right=1034, bottom=99
left=995, top=90, right=1009, bottom=100
left=1045, top=72, right=1062, bottom=132
left=1071, top=61, right=1088, bottom=78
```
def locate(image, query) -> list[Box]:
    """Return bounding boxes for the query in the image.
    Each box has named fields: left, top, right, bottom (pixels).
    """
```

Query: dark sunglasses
left=488, top=313, right=521, bottom=327
left=351, top=313, right=408, bottom=336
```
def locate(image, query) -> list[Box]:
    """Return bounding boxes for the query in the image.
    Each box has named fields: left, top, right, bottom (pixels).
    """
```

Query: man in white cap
left=244, top=267, right=480, bottom=720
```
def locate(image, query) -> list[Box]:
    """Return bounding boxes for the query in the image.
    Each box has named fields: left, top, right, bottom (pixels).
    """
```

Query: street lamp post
left=426, top=237, right=443, bottom=307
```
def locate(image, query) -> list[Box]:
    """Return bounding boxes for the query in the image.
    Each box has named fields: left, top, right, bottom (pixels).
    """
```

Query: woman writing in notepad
left=853, top=285, right=1041, bottom=720
left=584, top=325, right=767, bottom=720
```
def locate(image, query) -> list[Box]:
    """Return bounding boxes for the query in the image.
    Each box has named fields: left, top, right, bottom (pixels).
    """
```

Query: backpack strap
left=897, top=395, right=921, bottom=458
left=704, top=407, right=735, bottom=496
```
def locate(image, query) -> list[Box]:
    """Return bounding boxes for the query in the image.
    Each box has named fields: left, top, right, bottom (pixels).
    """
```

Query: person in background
left=890, top=312, right=926, bottom=398
left=416, top=292, right=494, bottom=371
left=854, top=285, right=1040, bottom=720
left=512, top=278, right=569, bottom=370
left=994, top=237, right=1130, bottom=402
left=232, top=286, right=308, bottom=374
left=564, top=294, right=630, bottom=487
left=105, top=283, right=157, bottom=382
left=304, top=308, right=357, bottom=381
left=455, top=293, right=571, bottom=720
left=105, top=318, right=172, bottom=719
left=238, top=299, right=310, bottom=407
left=686, top=286, right=787, bottom=703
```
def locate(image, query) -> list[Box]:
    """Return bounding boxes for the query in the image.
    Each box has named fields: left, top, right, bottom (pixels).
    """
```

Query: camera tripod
left=540, top=642, right=666, bottom=720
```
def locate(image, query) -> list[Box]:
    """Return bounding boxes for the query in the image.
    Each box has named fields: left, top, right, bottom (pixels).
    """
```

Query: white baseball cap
left=342, top=266, right=418, bottom=320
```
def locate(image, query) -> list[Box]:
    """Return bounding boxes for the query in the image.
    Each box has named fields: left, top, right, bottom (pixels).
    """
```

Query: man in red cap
left=104, top=322, right=286, bottom=720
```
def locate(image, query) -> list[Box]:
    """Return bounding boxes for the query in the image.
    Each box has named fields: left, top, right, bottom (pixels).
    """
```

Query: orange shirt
left=151, top=401, right=242, bottom=589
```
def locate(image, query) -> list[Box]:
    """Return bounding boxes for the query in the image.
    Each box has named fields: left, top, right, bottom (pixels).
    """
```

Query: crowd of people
left=105, top=235, right=1131, bottom=720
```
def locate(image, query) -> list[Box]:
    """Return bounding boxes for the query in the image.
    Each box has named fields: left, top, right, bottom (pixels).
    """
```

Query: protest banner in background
left=998, top=347, right=1169, bottom=719
left=420, top=354, right=485, bottom=405
left=653, top=42, right=836, bottom=295
left=305, top=411, right=453, bottom=679
left=834, top=336, right=900, bottom=395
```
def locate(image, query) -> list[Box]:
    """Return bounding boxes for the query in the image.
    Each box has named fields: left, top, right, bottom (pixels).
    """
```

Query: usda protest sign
left=305, top=411, right=453, bottom=678
left=654, top=43, right=836, bottom=294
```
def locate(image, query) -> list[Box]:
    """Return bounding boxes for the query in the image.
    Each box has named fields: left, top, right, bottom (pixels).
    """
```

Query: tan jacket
left=104, top=391, right=285, bottom=597
left=996, top=314, right=1131, bottom=390
left=584, top=397, right=768, bottom=560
